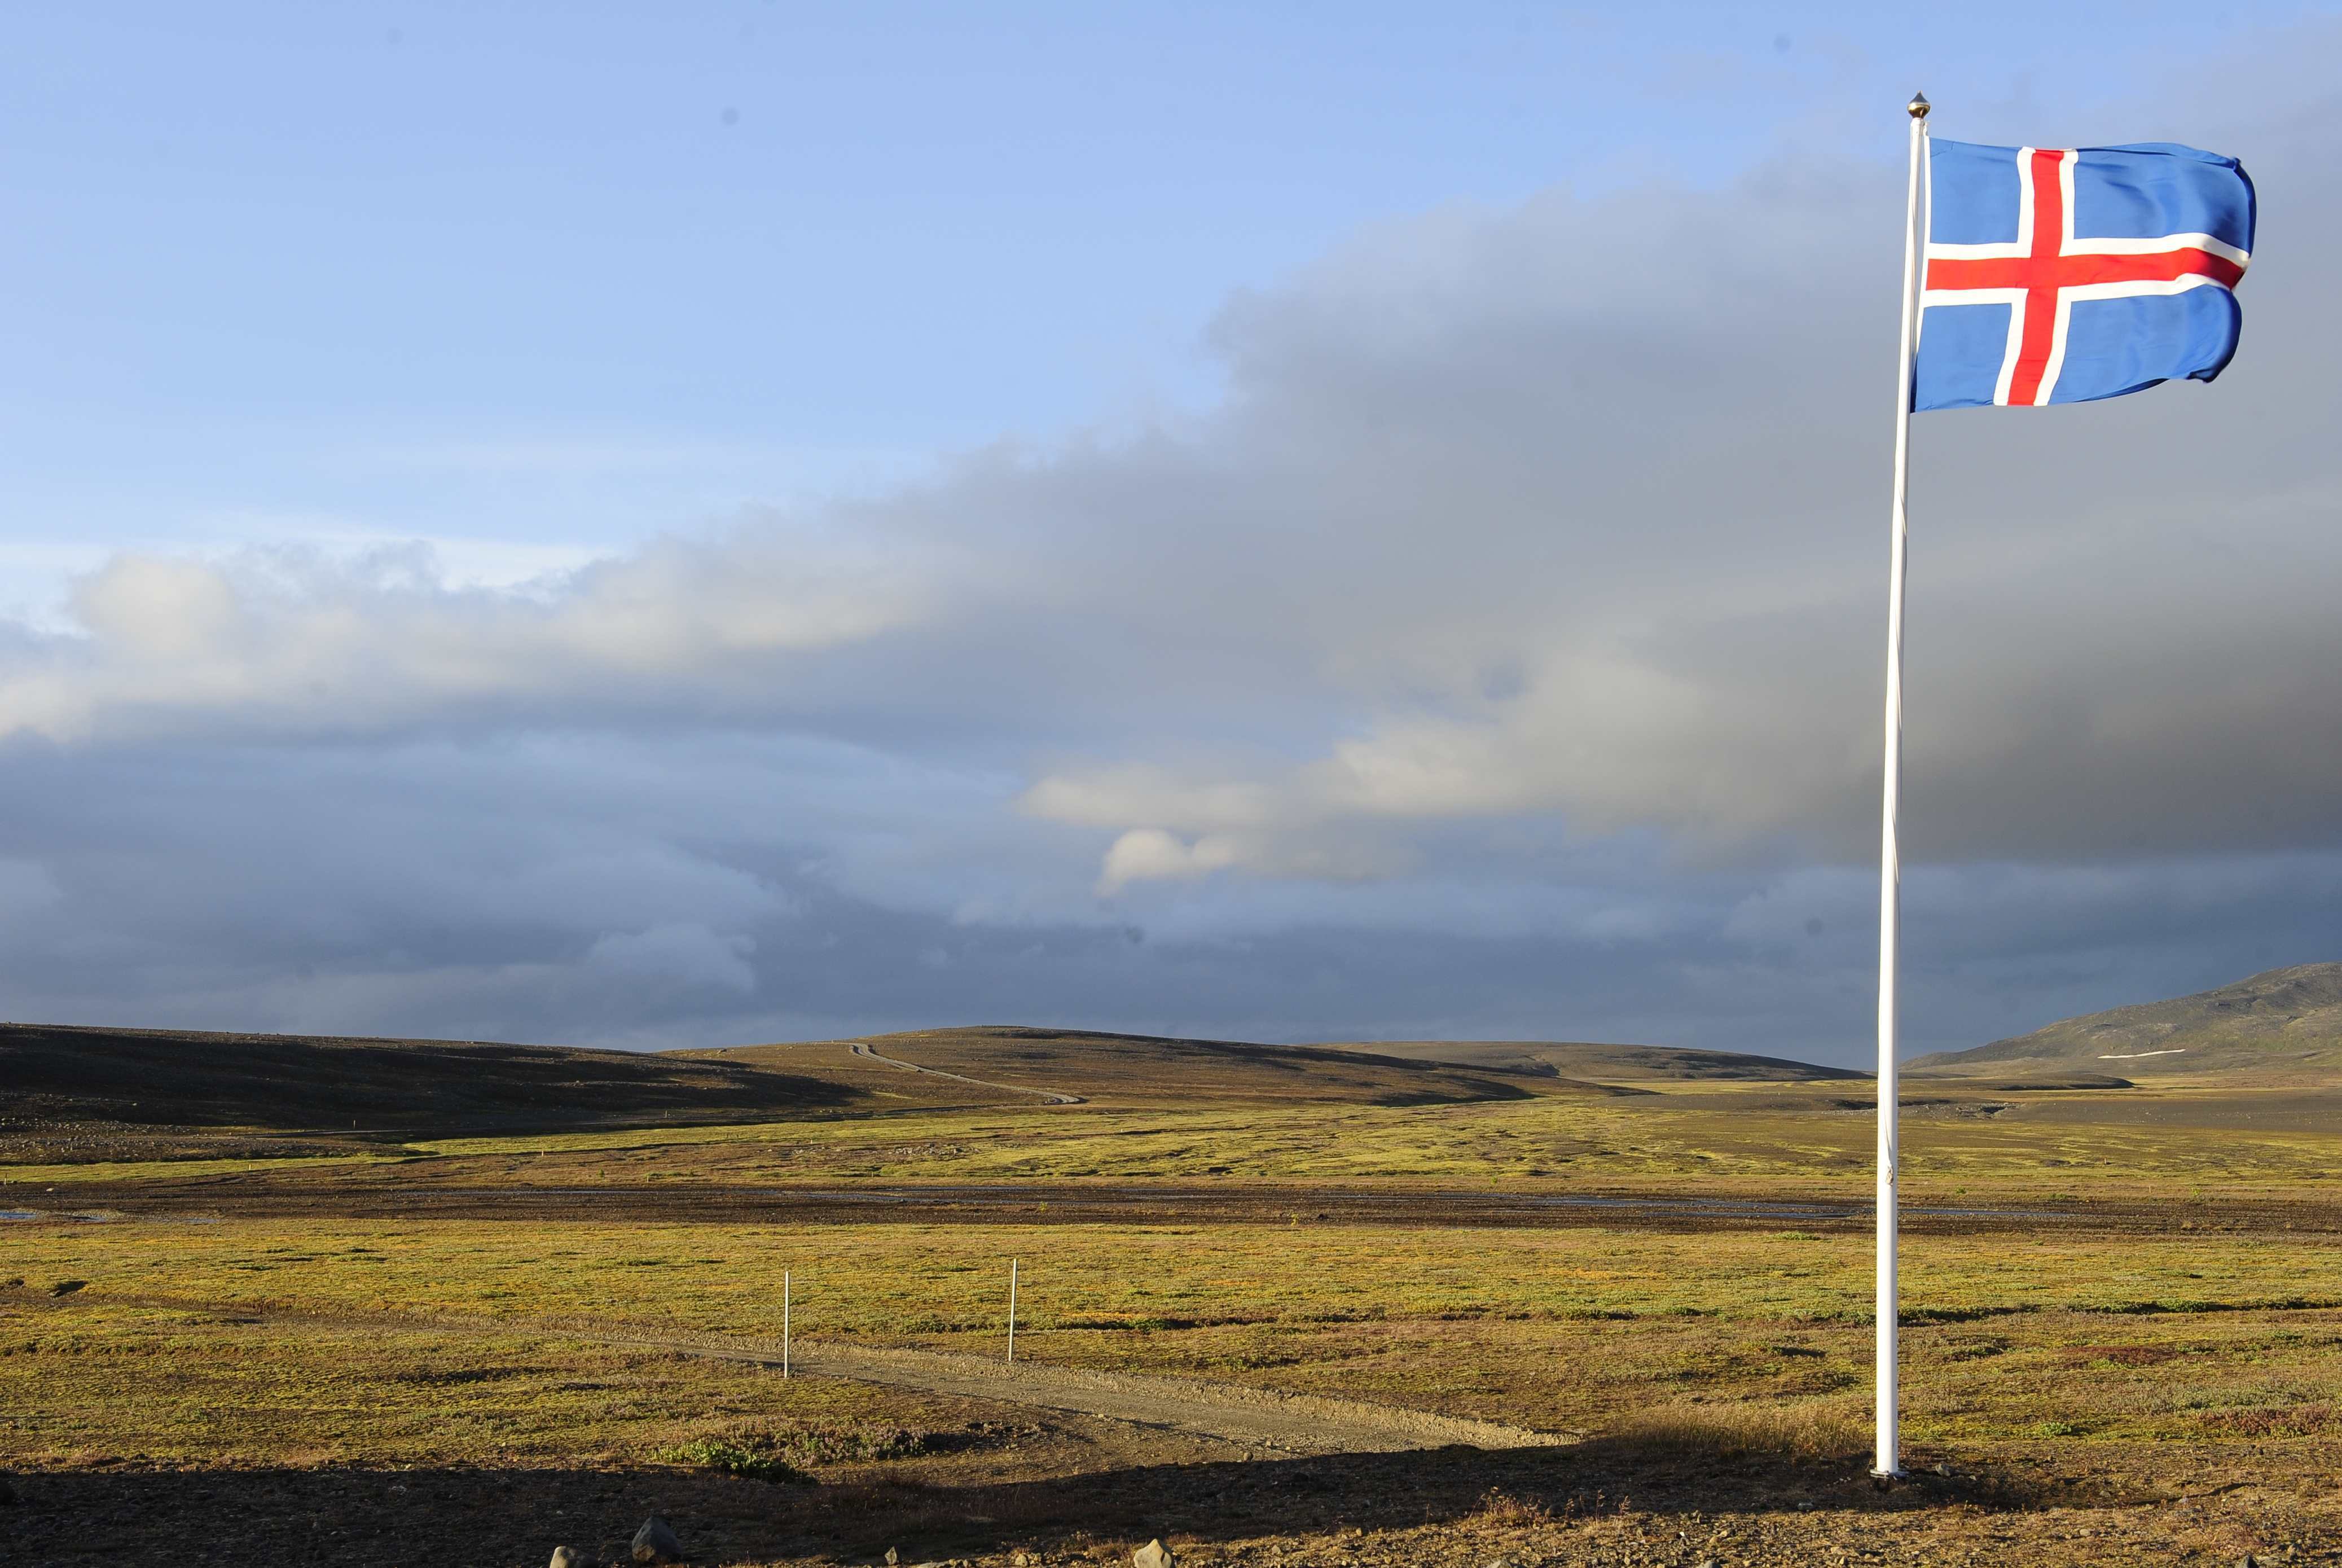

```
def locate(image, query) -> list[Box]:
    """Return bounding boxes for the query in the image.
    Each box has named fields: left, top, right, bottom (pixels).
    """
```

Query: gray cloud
left=0, top=731, right=2331, bottom=1060
left=1, top=34, right=2336, bottom=1060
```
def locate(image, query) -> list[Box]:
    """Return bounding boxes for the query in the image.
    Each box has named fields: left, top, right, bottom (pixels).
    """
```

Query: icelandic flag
left=1915, top=139, right=2255, bottom=410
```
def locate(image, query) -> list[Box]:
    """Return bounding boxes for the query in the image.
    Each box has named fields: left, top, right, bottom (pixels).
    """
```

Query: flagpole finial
left=1907, top=91, right=1930, bottom=120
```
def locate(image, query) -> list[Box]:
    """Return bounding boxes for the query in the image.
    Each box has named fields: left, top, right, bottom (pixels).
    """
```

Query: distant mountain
left=1301, top=1039, right=1864, bottom=1083
left=1910, top=963, right=2342, bottom=1081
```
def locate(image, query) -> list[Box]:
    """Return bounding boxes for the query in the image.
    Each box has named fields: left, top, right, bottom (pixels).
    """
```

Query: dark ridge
left=0, top=1021, right=856, bottom=1137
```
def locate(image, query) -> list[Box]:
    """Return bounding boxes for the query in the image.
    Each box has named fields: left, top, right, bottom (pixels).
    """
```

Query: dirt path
left=520, top=1322, right=1551, bottom=1456
left=848, top=1040, right=1086, bottom=1106
left=578, top=1319, right=1552, bottom=1454
left=772, top=1339, right=1543, bottom=1455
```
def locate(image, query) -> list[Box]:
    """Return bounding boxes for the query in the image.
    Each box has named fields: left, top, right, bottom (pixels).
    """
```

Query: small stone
left=631, top=1514, right=683, bottom=1565
left=1697, top=1560, right=1719, bottom=1568
left=550, top=1550, right=592, bottom=1568
left=1134, top=1541, right=1176, bottom=1568
left=885, top=1551, right=899, bottom=1567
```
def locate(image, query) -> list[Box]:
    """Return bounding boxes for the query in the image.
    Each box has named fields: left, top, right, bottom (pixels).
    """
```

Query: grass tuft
left=654, top=1435, right=811, bottom=1484
left=1470, top=1488, right=1553, bottom=1526
left=2201, top=1403, right=2334, bottom=1437
left=657, top=1422, right=928, bottom=1481
left=1607, top=1400, right=1865, bottom=1460
left=772, top=1422, right=929, bottom=1464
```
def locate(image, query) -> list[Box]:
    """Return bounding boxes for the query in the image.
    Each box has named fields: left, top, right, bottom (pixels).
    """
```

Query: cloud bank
left=4, top=48, right=2337, bottom=1060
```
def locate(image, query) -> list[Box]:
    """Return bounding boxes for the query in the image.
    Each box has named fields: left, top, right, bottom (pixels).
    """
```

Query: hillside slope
left=4, top=1018, right=1622, bottom=1166
left=1304, top=1039, right=1863, bottom=1083
left=1911, top=962, right=2342, bottom=1081
left=0, top=1022, right=862, bottom=1147
left=704, top=1026, right=1574, bottom=1105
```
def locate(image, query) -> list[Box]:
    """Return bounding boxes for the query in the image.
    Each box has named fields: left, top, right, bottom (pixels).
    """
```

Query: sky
left=1, top=2, right=2337, bottom=1063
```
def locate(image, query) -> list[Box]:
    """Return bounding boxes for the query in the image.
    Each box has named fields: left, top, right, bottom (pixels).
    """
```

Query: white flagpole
left=1875, top=89, right=1930, bottom=1482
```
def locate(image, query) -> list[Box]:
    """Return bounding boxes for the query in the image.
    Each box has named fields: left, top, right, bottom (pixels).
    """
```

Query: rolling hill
left=2, top=1019, right=1584, bottom=1164
left=1910, top=962, right=2342, bottom=1082
left=1, top=1014, right=1880, bottom=1174
left=1302, top=1039, right=1863, bottom=1083
left=702, top=1025, right=1568, bottom=1105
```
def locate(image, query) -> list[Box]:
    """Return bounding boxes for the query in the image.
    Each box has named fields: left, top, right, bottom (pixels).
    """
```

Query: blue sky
left=5, top=2, right=2313, bottom=569
left=0, top=3, right=2336, bottom=1058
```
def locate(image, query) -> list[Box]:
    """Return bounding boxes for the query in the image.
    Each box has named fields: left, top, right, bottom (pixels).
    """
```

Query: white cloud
left=1096, top=828, right=1243, bottom=893
left=14, top=95, right=2328, bottom=898
left=0, top=523, right=948, bottom=741
left=14, top=97, right=2340, bottom=890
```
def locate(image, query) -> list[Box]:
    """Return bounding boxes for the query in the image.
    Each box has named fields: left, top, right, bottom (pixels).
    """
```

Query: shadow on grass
left=803, top=1434, right=2075, bottom=1561
left=3, top=1433, right=2089, bottom=1568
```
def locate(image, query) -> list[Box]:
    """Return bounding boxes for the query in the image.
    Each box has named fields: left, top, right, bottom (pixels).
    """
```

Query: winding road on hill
left=848, top=1039, right=1086, bottom=1105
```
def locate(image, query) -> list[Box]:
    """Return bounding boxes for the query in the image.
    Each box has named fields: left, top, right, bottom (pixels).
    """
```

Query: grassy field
left=15, top=1080, right=2342, bottom=1201
left=0, top=1293, right=1004, bottom=1471
left=7, top=1215, right=2341, bottom=1451
left=9, top=1209, right=2342, bottom=1563
left=9, top=1026, right=2342, bottom=1564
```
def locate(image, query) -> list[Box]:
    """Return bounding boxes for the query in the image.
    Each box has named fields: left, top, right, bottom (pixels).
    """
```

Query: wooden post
left=1007, top=1258, right=1018, bottom=1365
left=783, top=1270, right=792, bottom=1380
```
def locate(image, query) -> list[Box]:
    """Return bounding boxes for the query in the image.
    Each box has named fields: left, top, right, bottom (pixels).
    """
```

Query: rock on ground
left=1133, top=1540, right=1176, bottom=1568
left=630, top=1514, right=683, bottom=1565
left=548, top=1548, right=591, bottom=1568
